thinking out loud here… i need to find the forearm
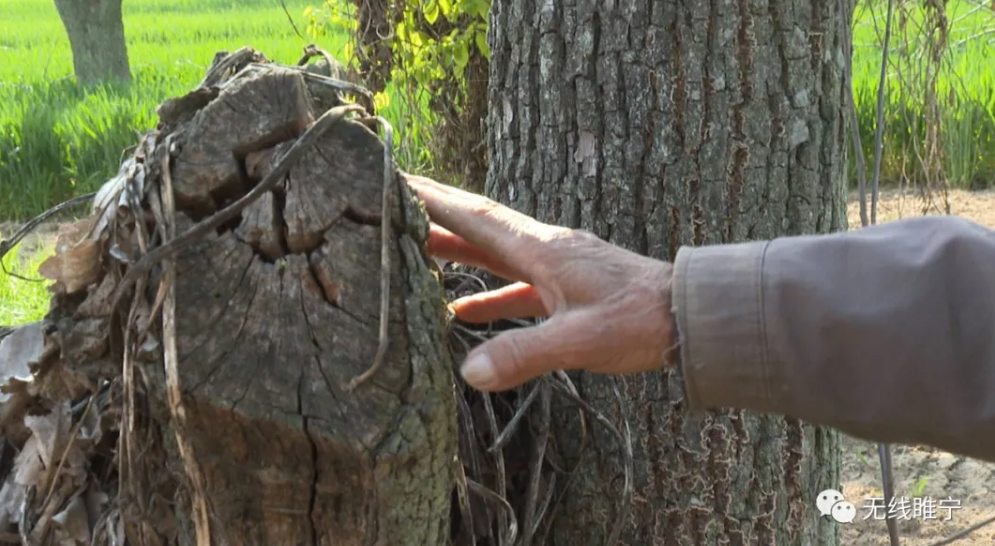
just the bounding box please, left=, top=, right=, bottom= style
left=671, top=216, right=995, bottom=462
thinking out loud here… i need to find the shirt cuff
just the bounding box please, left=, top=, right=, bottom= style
left=671, top=240, right=775, bottom=413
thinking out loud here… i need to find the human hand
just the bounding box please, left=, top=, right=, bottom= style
left=403, top=174, right=679, bottom=392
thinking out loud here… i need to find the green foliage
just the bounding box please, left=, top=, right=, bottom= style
left=305, top=0, right=490, bottom=173
left=309, top=0, right=489, bottom=89
left=911, top=475, right=929, bottom=498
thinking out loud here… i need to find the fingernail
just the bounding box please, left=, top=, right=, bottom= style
left=461, top=353, right=497, bottom=389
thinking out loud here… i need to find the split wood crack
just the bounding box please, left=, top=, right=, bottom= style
left=110, top=100, right=399, bottom=392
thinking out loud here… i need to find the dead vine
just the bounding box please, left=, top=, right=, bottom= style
left=442, top=265, right=634, bottom=546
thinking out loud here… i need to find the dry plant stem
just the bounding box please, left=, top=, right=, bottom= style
left=159, top=136, right=213, bottom=546
left=878, top=442, right=900, bottom=546
left=466, top=478, right=519, bottom=546
left=346, top=115, right=396, bottom=392
left=450, top=322, right=508, bottom=544
left=39, top=391, right=96, bottom=511
left=926, top=514, right=995, bottom=546
left=19, top=488, right=33, bottom=546
left=488, top=381, right=542, bottom=453
left=0, top=191, right=97, bottom=260
left=117, top=166, right=153, bottom=508
left=526, top=473, right=556, bottom=542
left=197, top=46, right=260, bottom=88
left=609, top=379, right=634, bottom=546
left=0, top=191, right=97, bottom=282
left=450, top=331, right=485, bottom=546
left=279, top=0, right=306, bottom=40
left=454, top=465, right=478, bottom=546
left=453, top=339, right=484, bottom=475
left=546, top=375, right=632, bottom=546
left=870, top=0, right=899, bottom=544
left=111, top=103, right=364, bottom=309
left=297, top=44, right=342, bottom=85
left=517, top=382, right=551, bottom=546
left=482, top=391, right=508, bottom=546
left=118, top=276, right=144, bottom=505
left=529, top=373, right=591, bottom=544
left=840, top=0, right=870, bottom=228
left=871, top=0, right=895, bottom=227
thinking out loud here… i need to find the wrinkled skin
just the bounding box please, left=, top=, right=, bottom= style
left=404, top=174, right=678, bottom=392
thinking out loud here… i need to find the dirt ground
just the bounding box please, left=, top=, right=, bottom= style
left=840, top=188, right=995, bottom=546
left=0, top=220, right=61, bottom=258
left=4, top=189, right=995, bottom=544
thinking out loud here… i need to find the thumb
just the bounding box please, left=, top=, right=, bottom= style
left=458, top=311, right=598, bottom=391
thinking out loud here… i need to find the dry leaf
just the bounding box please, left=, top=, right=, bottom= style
left=84, top=482, right=108, bottom=532
left=0, top=475, right=26, bottom=532
left=38, top=239, right=103, bottom=295
left=14, top=433, right=48, bottom=488
left=92, top=158, right=142, bottom=236
left=77, top=274, right=118, bottom=318
left=53, top=218, right=93, bottom=253
left=0, top=322, right=42, bottom=403
left=52, top=494, right=90, bottom=544
left=26, top=403, right=71, bottom=469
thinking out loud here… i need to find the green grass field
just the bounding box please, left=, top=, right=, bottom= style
left=849, top=0, right=995, bottom=190
left=0, top=238, right=53, bottom=325
left=0, top=0, right=355, bottom=220
left=2, top=0, right=994, bottom=222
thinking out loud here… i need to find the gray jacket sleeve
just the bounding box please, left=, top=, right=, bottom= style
left=670, top=215, right=995, bottom=463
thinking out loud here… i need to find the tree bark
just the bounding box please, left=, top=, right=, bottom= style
left=486, top=0, right=848, bottom=544
left=0, top=61, right=456, bottom=546
left=53, top=0, right=131, bottom=87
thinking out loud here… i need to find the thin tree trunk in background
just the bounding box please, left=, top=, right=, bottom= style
left=53, top=0, right=131, bottom=87
left=486, top=0, right=849, bottom=543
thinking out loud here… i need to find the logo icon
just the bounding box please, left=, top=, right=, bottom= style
left=816, top=489, right=854, bottom=523
left=831, top=501, right=857, bottom=523
left=817, top=489, right=845, bottom=516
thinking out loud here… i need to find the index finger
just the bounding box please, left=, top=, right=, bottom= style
left=404, top=175, right=561, bottom=277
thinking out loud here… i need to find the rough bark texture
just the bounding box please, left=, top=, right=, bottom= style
left=53, top=0, right=131, bottom=87
left=486, top=0, right=848, bottom=544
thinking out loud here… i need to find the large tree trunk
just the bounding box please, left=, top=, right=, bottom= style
left=53, top=0, right=131, bottom=87
left=486, top=0, right=848, bottom=544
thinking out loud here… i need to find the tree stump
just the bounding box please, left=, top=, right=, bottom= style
left=0, top=51, right=456, bottom=546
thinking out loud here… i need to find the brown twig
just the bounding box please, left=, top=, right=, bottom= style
left=488, top=380, right=542, bottom=453
left=926, top=514, right=995, bottom=546
left=158, top=135, right=213, bottom=546
left=39, top=393, right=96, bottom=511
left=279, top=0, right=306, bottom=40
left=517, top=381, right=551, bottom=546
left=0, top=191, right=97, bottom=282
left=546, top=375, right=632, bottom=546
left=840, top=0, right=869, bottom=228
left=466, top=478, right=519, bottom=546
